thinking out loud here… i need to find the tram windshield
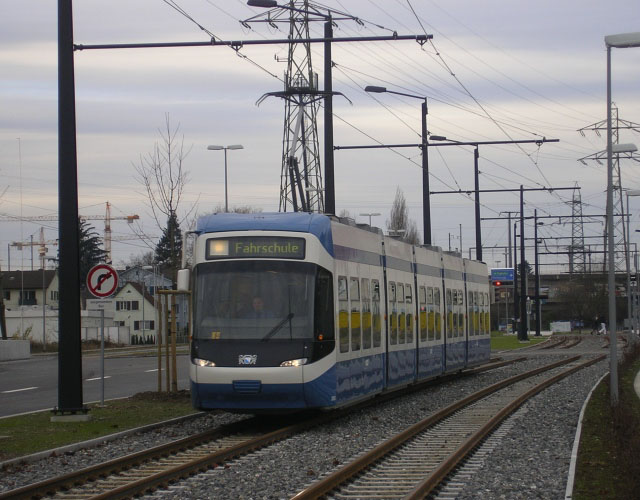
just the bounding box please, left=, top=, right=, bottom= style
left=193, top=260, right=321, bottom=341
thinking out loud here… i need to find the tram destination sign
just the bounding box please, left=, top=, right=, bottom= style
left=206, top=236, right=306, bottom=260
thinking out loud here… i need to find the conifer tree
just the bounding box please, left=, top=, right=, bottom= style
left=154, top=211, right=182, bottom=280
left=79, top=219, right=108, bottom=286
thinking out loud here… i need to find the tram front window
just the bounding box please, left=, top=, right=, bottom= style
left=194, top=261, right=317, bottom=341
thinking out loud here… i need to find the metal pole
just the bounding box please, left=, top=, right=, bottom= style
left=513, top=222, right=518, bottom=333
left=606, top=44, right=618, bottom=406
left=56, top=0, right=85, bottom=415
left=323, top=19, right=335, bottom=215
left=631, top=252, right=640, bottom=341
left=141, top=275, right=146, bottom=342
left=507, top=213, right=513, bottom=267
left=626, top=192, right=632, bottom=334
left=474, top=147, right=482, bottom=260
left=422, top=99, right=431, bottom=245
left=519, top=185, right=528, bottom=341
left=157, top=293, right=162, bottom=392
left=100, top=309, right=105, bottom=406
left=534, top=209, right=541, bottom=336
left=164, top=295, right=170, bottom=392
left=42, top=267, right=46, bottom=347
left=171, top=294, right=178, bottom=393
left=224, top=148, right=229, bottom=213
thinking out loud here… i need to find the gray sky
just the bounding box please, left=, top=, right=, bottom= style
left=1, top=0, right=639, bottom=272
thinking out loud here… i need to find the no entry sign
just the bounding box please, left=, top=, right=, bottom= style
left=87, top=264, right=119, bottom=298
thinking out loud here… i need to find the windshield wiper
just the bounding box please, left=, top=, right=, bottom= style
left=261, top=313, right=294, bottom=342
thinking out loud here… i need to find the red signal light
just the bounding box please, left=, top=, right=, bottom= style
left=494, top=280, right=502, bottom=286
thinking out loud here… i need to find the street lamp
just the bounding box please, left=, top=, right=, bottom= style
left=605, top=31, right=640, bottom=407
left=360, top=212, right=381, bottom=226
left=207, top=144, right=244, bottom=213
left=364, top=85, right=430, bottom=245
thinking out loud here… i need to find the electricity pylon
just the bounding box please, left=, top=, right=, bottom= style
left=578, top=107, right=640, bottom=272
left=244, top=1, right=356, bottom=213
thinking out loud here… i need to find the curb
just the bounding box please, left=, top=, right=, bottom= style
left=0, top=411, right=205, bottom=470
left=564, top=372, right=608, bottom=499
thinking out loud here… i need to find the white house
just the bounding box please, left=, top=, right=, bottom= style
left=113, top=282, right=157, bottom=342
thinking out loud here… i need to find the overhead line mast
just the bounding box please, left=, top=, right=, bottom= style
left=243, top=1, right=362, bottom=214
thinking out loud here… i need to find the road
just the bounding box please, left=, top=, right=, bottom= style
left=0, top=351, right=190, bottom=418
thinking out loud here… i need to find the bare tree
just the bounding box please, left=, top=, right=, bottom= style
left=134, top=114, right=197, bottom=279
left=120, top=251, right=155, bottom=269
left=387, top=186, right=420, bottom=245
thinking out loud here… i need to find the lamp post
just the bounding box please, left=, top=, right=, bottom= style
left=364, top=85, right=430, bottom=245
left=360, top=212, right=381, bottom=226
left=207, top=144, right=244, bottom=212
left=534, top=212, right=543, bottom=337
left=625, top=189, right=640, bottom=337
left=605, top=31, right=640, bottom=406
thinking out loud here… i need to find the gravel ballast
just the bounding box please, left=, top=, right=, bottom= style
left=0, top=345, right=609, bottom=499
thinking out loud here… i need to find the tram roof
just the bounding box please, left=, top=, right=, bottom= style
left=196, top=212, right=334, bottom=256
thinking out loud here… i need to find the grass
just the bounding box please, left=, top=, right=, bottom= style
left=573, top=343, right=640, bottom=499
left=490, top=330, right=548, bottom=350
left=0, top=391, right=197, bottom=462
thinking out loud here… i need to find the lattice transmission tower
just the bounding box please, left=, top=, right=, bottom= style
left=244, top=2, right=357, bottom=213
left=578, top=107, right=640, bottom=272
left=568, top=183, right=586, bottom=275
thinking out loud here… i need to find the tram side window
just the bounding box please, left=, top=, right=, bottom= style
left=473, top=291, right=479, bottom=336
left=468, top=291, right=475, bottom=336
left=372, top=280, right=382, bottom=348
left=419, top=286, right=427, bottom=342
left=338, top=276, right=349, bottom=353
left=389, top=282, right=397, bottom=345
left=484, top=292, right=490, bottom=333
left=350, top=277, right=361, bottom=351
left=427, top=287, right=434, bottom=341
left=446, top=288, right=453, bottom=338
left=434, top=287, right=442, bottom=340
left=397, top=283, right=405, bottom=344
left=314, top=268, right=334, bottom=341
left=361, top=278, right=372, bottom=350
left=458, top=289, right=465, bottom=335
left=405, top=284, right=413, bottom=343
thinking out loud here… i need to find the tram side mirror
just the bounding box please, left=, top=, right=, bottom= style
left=177, top=269, right=190, bottom=292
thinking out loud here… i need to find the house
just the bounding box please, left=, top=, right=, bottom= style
left=1, top=270, right=59, bottom=311
left=118, top=265, right=189, bottom=337
left=113, top=282, right=157, bottom=342
left=119, top=266, right=172, bottom=295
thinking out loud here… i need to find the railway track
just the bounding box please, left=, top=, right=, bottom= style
left=0, top=416, right=314, bottom=500
left=292, top=354, right=605, bottom=500
left=0, top=357, right=524, bottom=500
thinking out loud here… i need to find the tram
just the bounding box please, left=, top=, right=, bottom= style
left=181, top=212, right=490, bottom=412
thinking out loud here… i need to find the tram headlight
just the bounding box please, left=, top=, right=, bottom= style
left=193, top=357, right=216, bottom=367
left=280, top=358, right=308, bottom=367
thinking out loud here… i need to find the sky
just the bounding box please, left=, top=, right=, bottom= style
left=1, top=0, right=640, bottom=274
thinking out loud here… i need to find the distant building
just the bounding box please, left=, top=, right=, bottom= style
left=113, top=282, right=156, bottom=342
left=1, top=270, right=59, bottom=311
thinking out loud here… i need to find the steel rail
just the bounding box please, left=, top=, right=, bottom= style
left=406, top=354, right=605, bottom=499
left=0, top=357, right=523, bottom=500
left=291, top=355, right=587, bottom=500
left=0, top=418, right=258, bottom=500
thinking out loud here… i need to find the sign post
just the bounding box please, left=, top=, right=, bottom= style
left=87, top=264, right=118, bottom=406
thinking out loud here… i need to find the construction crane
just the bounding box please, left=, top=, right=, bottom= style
left=10, top=227, right=58, bottom=270
left=1, top=202, right=139, bottom=264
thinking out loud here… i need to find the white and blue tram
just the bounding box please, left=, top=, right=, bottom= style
left=183, top=212, right=490, bottom=412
